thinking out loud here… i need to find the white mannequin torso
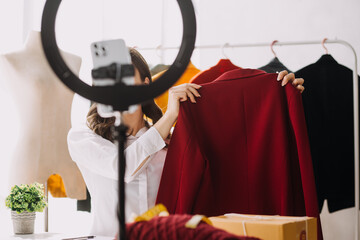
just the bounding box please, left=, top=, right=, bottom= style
left=0, top=31, right=86, bottom=199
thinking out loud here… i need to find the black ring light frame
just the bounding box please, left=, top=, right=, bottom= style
left=41, top=0, right=196, bottom=111
left=40, top=0, right=196, bottom=239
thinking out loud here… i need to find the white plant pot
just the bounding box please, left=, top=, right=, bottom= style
left=11, top=211, right=36, bottom=234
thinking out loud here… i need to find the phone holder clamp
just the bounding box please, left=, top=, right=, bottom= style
left=92, top=63, right=134, bottom=84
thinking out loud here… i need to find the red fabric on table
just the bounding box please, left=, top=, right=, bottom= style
left=156, top=68, right=322, bottom=239
left=126, top=214, right=260, bottom=240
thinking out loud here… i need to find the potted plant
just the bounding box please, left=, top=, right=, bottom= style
left=5, top=182, right=47, bottom=234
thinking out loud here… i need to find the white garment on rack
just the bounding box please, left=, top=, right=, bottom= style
left=67, top=125, right=166, bottom=237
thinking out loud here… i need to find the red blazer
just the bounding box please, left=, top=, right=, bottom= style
left=157, top=69, right=322, bottom=238
left=190, top=59, right=240, bottom=84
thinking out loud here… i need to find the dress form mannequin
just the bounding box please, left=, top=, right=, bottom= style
left=0, top=30, right=86, bottom=199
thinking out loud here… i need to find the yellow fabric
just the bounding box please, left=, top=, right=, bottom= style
left=152, top=62, right=201, bottom=114
left=133, top=204, right=212, bottom=229
left=47, top=174, right=67, bottom=198
left=134, top=204, right=169, bottom=222
left=185, top=215, right=213, bottom=229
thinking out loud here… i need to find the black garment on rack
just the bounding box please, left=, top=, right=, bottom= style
left=296, top=54, right=360, bottom=213
left=77, top=187, right=91, bottom=212
left=258, top=57, right=291, bottom=73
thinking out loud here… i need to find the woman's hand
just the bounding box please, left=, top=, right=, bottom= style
left=277, top=70, right=305, bottom=93
left=154, top=83, right=201, bottom=140
left=165, top=83, right=202, bottom=121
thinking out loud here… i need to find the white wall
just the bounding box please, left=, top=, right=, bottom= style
left=163, top=0, right=360, bottom=72
left=0, top=0, right=23, bottom=208
left=0, top=0, right=359, bottom=238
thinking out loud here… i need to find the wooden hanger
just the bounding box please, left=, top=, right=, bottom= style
left=270, top=40, right=278, bottom=58
left=321, top=38, right=329, bottom=54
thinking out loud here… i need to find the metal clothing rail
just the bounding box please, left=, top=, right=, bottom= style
left=139, top=39, right=359, bottom=240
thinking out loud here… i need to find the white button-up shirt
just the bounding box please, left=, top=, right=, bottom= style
left=67, top=125, right=167, bottom=237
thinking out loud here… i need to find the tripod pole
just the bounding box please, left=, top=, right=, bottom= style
left=115, top=123, right=128, bottom=240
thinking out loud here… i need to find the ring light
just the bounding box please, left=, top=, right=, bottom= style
left=41, top=0, right=196, bottom=111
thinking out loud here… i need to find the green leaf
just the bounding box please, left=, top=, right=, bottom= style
left=5, top=182, right=47, bottom=213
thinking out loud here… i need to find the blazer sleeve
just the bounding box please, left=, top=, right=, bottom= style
left=156, top=105, right=205, bottom=214
left=287, top=86, right=323, bottom=240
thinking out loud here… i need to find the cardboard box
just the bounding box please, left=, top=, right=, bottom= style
left=209, top=214, right=317, bottom=240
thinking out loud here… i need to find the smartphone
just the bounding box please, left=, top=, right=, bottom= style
left=90, top=39, right=138, bottom=116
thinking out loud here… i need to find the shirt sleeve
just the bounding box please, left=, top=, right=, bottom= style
left=67, top=125, right=166, bottom=182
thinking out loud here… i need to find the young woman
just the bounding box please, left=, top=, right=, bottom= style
left=67, top=48, right=304, bottom=237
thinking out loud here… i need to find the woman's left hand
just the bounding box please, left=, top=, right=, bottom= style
left=277, top=70, right=305, bottom=93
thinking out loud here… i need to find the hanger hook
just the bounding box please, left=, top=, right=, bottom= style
left=155, top=44, right=163, bottom=59
left=321, top=38, right=329, bottom=54
left=221, top=43, right=230, bottom=59
left=270, top=40, right=278, bottom=58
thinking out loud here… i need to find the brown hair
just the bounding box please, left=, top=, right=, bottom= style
left=87, top=48, right=163, bottom=142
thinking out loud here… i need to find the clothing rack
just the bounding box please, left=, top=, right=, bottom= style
left=139, top=39, right=359, bottom=240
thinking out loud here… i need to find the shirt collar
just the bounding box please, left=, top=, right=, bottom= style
left=315, top=54, right=338, bottom=65
left=214, top=68, right=267, bottom=82
left=127, top=126, right=148, bottom=140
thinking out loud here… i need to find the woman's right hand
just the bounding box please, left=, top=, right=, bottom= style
left=154, top=83, right=202, bottom=140
left=165, top=83, right=202, bottom=121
